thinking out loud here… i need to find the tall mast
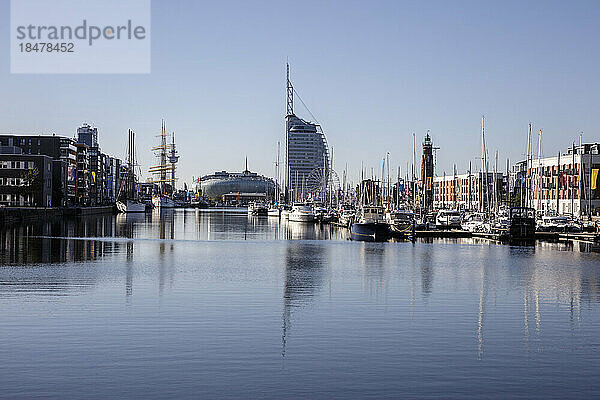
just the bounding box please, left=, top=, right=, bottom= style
left=468, top=161, right=472, bottom=210
left=386, top=152, right=390, bottom=208
left=127, top=129, right=132, bottom=197
left=276, top=141, right=280, bottom=204
left=481, top=115, right=486, bottom=213
left=381, top=157, right=385, bottom=207
left=161, top=120, right=166, bottom=194
left=453, top=164, right=457, bottom=209
left=526, top=123, right=532, bottom=208
left=537, top=129, right=542, bottom=213
left=171, top=130, right=177, bottom=194
left=494, top=150, right=498, bottom=213
left=572, top=141, right=575, bottom=216
left=579, top=132, right=584, bottom=217
left=412, top=132, right=416, bottom=213
left=506, top=158, right=510, bottom=208
left=556, top=151, right=561, bottom=214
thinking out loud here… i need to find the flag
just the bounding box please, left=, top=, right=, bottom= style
left=592, top=169, right=599, bottom=190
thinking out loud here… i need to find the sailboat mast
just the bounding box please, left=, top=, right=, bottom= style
left=161, top=120, right=167, bottom=194
left=412, top=132, right=416, bottom=212
left=481, top=116, right=486, bottom=213
left=171, top=131, right=177, bottom=194
left=537, top=130, right=542, bottom=213
left=526, top=123, right=532, bottom=208
left=494, top=151, right=498, bottom=213
left=276, top=141, right=280, bottom=204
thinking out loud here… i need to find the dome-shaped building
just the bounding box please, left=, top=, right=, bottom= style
left=200, top=168, right=275, bottom=202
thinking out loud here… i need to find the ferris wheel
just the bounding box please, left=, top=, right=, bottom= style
left=306, top=167, right=340, bottom=200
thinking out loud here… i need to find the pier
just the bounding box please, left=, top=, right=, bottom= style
left=384, top=227, right=600, bottom=243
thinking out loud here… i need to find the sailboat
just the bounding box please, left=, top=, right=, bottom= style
left=117, top=129, right=147, bottom=213
left=148, top=120, right=178, bottom=208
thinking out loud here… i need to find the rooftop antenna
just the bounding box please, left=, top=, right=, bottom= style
left=286, top=62, right=294, bottom=116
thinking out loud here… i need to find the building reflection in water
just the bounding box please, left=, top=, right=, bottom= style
left=0, top=215, right=124, bottom=297
left=0, top=214, right=123, bottom=265
left=281, top=241, right=326, bottom=357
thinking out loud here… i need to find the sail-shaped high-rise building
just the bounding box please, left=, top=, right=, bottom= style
left=284, top=64, right=329, bottom=203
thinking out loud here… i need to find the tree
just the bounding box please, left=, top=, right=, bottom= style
left=19, top=166, right=41, bottom=206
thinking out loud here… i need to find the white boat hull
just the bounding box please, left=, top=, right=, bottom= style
left=117, top=200, right=147, bottom=213
left=152, top=196, right=176, bottom=208
left=289, top=213, right=315, bottom=222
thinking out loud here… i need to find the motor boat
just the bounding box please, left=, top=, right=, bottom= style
left=508, top=207, right=536, bottom=240
left=350, top=206, right=389, bottom=242
left=267, top=207, right=281, bottom=217
left=435, top=210, right=462, bottom=229
left=462, top=213, right=487, bottom=233
left=280, top=205, right=292, bottom=220
left=313, top=205, right=328, bottom=222
left=248, top=201, right=268, bottom=216
left=117, top=199, right=146, bottom=213
left=338, top=204, right=356, bottom=228
left=385, top=210, right=414, bottom=234
left=289, top=205, right=316, bottom=222
left=152, top=195, right=176, bottom=208
left=537, top=215, right=581, bottom=232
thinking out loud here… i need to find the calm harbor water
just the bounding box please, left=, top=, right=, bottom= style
left=1, top=209, right=599, bottom=399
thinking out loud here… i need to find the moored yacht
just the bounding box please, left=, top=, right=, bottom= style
left=435, top=210, right=462, bottom=229
left=385, top=210, right=414, bottom=234
left=338, top=204, right=356, bottom=228
left=350, top=206, right=390, bottom=242
left=117, top=199, right=147, bottom=213
left=248, top=201, right=268, bottom=216
left=267, top=207, right=281, bottom=217
left=152, top=195, right=176, bottom=209
left=289, top=205, right=315, bottom=222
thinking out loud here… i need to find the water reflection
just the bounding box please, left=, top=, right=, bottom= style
left=0, top=210, right=599, bottom=366
left=0, top=215, right=121, bottom=264
left=281, top=241, right=326, bottom=356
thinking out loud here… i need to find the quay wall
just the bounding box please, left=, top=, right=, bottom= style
left=0, top=206, right=115, bottom=224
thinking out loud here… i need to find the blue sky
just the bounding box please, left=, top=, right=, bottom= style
left=1, top=0, right=598, bottom=185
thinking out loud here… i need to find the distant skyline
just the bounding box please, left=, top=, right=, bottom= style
left=1, top=0, right=599, bottom=186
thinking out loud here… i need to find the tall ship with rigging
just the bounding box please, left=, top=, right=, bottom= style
left=148, top=120, right=179, bottom=208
